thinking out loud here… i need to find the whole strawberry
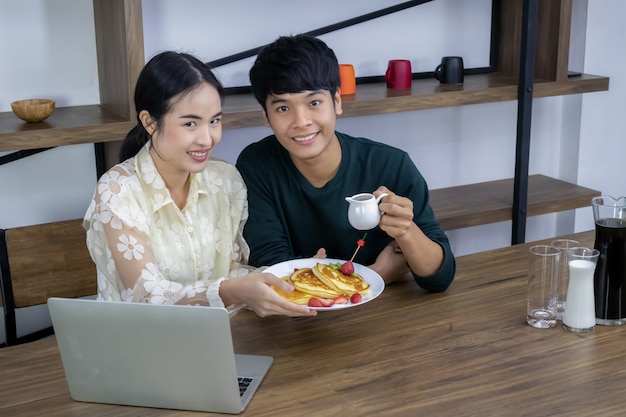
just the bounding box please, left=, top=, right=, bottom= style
left=350, top=293, right=362, bottom=304
left=340, top=261, right=354, bottom=275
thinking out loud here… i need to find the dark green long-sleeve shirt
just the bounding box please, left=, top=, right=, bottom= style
left=236, top=132, right=455, bottom=292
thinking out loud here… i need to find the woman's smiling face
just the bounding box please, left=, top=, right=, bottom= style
left=147, top=82, right=223, bottom=176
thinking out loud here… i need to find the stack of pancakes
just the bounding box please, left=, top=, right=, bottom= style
left=274, top=262, right=370, bottom=304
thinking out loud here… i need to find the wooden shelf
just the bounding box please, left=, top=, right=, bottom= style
left=0, top=105, right=133, bottom=152
left=430, top=174, right=601, bottom=231
left=0, top=72, right=608, bottom=152
left=222, top=72, right=609, bottom=130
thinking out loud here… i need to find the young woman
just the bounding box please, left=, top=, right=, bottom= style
left=83, top=51, right=316, bottom=317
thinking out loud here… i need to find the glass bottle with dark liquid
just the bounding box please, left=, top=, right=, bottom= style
left=592, top=196, right=626, bottom=325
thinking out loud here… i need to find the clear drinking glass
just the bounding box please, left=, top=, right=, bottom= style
left=527, top=245, right=560, bottom=328
left=550, top=239, right=581, bottom=320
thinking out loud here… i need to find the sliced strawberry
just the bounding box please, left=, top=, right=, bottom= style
left=308, top=297, right=335, bottom=308
left=308, top=298, right=323, bottom=307
left=319, top=298, right=336, bottom=307
left=334, top=295, right=349, bottom=304
left=350, top=293, right=362, bottom=304
left=340, top=261, right=354, bottom=275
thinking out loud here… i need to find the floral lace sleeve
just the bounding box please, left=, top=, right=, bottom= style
left=101, top=212, right=215, bottom=305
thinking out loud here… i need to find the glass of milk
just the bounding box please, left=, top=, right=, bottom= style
left=562, top=247, right=600, bottom=333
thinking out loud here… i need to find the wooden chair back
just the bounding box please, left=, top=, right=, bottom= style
left=0, top=219, right=96, bottom=346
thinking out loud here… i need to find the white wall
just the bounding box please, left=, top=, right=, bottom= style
left=143, top=0, right=493, bottom=88
left=0, top=0, right=99, bottom=228
left=1, top=0, right=624, bottom=343
left=574, top=0, right=626, bottom=230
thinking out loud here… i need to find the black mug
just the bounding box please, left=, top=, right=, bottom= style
left=434, top=56, right=464, bottom=84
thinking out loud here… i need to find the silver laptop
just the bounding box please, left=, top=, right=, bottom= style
left=47, top=298, right=273, bottom=414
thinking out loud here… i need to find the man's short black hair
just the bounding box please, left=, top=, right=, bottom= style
left=249, top=34, right=341, bottom=110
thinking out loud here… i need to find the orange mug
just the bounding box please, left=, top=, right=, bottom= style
left=385, top=59, right=412, bottom=89
left=339, top=64, right=356, bottom=95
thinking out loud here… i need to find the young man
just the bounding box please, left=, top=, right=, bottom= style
left=236, top=34, right=455, bottom=292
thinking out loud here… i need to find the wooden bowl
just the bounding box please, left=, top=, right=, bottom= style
left=11, top=99, right=56, bottom=123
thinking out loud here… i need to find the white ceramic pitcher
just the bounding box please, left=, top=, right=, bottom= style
left=345, top=192, right=388, bottom=230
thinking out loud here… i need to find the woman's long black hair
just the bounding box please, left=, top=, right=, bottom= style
left=118, top=51, right=225, bottom=162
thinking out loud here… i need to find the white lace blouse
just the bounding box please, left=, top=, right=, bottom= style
left=83, top=143, right=251, bottom=310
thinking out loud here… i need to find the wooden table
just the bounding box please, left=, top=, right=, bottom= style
left=2, top=230, right=624, bottom=417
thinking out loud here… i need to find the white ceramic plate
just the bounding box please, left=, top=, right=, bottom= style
left=265, top=258, right=385, bottom=310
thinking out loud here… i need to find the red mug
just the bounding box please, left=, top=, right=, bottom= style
left=385, top=60, right=412, bottom=89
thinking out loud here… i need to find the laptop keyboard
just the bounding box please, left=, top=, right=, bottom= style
left=238, top=377, right=254, bottom=397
